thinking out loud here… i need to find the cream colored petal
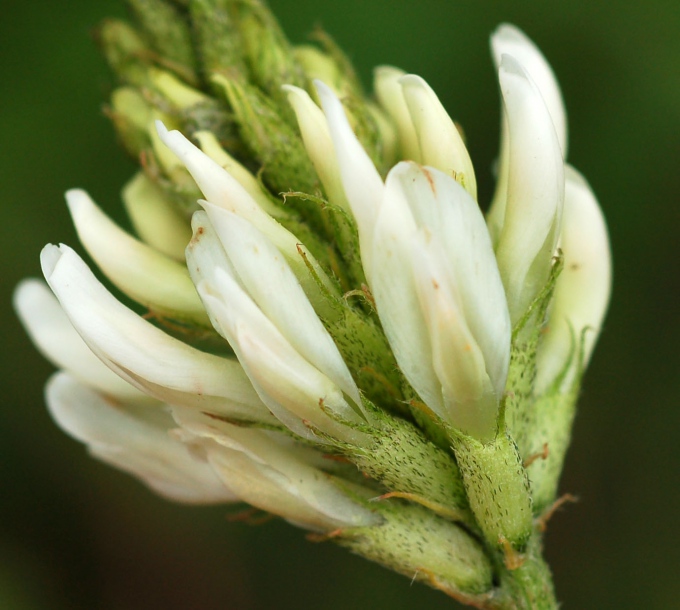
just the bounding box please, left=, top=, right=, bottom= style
left=491, top=24, right=568, bottom=156
left=192, top=265, right=367, bottom=444
left=410, top=234, right=497, bottom=440
left=156, top=122, right=300, bottom=256
left=375, top=163, right=509, bottom=438
left=157, top=122, right=337, bottom=305
left=122, top=172, right=192, bottom=261
left=283, top=85, right=350, bottom=212
left=203, top=208, right=361, bottom=406
left=66, top=189, right=209, bottom=326
left=374, top=66, right=421, bottom=162
left=316, top=81, right=384, bottom=280
left=40, top=244, right=270, bottom=423
left=398, top=165, right=511, bottom=397
left=14, top=279, right=150, bottom=403
left=46, top=372, right=236, bottom=504
left=370, top=163, right=442, bottom=414
left=207, top=446, right=374, bottom=531
left=488, top=24, right=568, bottom=248
left=173, top=409, right=378, bottom=530
left=494, top=55, right=565, bottom=324
left=535, top=166, right=611, bottom=392
left=400, top=74, right=477, bottom=200
left=193, top=131, right=287, bottom=219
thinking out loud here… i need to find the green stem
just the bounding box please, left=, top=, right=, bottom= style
left=494, top=534, right=558, bottom=610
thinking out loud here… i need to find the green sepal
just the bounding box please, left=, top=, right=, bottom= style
left=335, top=494, right=494, bottom=598
left=319, top=197, right=366, bottom=289
left=404, top=390, right=455, bottom=451
left=347, top=403, right=472, bottom=520
left=494, top=533, right=558, bottom=610
left=525, top=326, right=587, bottom=514
left=451, top=430, right=533, bottom=551
left=505, top=254, right=564, bottom=459
left=292, top=258, right=404, bottom=412
left=326, top=306, right=403, bottom=411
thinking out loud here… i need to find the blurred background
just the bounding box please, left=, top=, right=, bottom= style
left=1, top=0, right=678, bottom=608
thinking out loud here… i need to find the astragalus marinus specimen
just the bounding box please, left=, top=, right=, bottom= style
left=15, top=2, right=611, bottom=607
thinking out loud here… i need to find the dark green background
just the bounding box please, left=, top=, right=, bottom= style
left=2, top=1, right=678, bottom=608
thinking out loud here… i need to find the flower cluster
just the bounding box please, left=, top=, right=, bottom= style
left=16, top=1, right=610, bottom=605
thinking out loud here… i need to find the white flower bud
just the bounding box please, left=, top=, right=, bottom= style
left=66, top=188, right=208, bottom=326
left=400, top=74, right=477, bottom=200
left=186, top=212, right=370, bottom=445
left=535, top=166, right=612, bottom=392
left=155, top=121, right=338, bottom=307
left=493, top=55, right=565, bottom=325
left=371, top=163, right=510, bottom=440
left=14, top=279, right=149, bottom=403
left=173, top=408, right=379, bottom=531
left=315, top=81, right=384, bottom=281
left=47, top=373, right=236, bottom=504
left=491, top=24, right=567, bottom=156
left=40, top=244, right=273, bottom=424
left=487, top=24, right=567, bottom=247
left=122, top=172, right=192, bottom=262
left=373, top=66, right=421, bottom=161
left=193, top=130, right=287, bottom=220
left=283, top=84, right=350, bottom=212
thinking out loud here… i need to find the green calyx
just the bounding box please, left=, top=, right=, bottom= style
left=337, top=499, right=494, bottom=600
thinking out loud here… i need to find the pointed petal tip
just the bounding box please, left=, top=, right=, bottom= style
left=13, top=278, right=48, bottom=318
left=492, top=23, right=525, bottom=42
left=397, top=73, right=425, bottom=87
left=374, top=65, right=406, bottom=79
left=64, top=188, right=94, bottom=219
left=154, top=120, right=192, bottom=155
left=312, top=78, right=332, bottom=95
left=313, top=80, right=340, bottom=113
left=282, top=84, right=320, bottom=115
left=490, top=24, right=533, bottom=64
left=64, top=188, right=88, bottom=203
left=40, top=243, right=66, bottom=280
left=281, top=83, right=302, bottom=95
left=154, top=119, right=170, bottom=139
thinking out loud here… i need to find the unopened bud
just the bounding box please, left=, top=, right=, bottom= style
left=189, top=0, right=249, bottom=83
left=374, top=66, right=420, bottom=162
left=212, top=75, right=324, bottom=226
left=125, top=0, right=198, bottom=84
left=109, top=87, right=155, bottom=157
left=66, top=189, right=209, bottom=326
left=149, top=68, right=211, bottom=109
left=122, top=172, right=192, bottom=261
left=294, top=45, right=344, bottom=95
left=400, top=74, right=477, bottom=199
left=96, top=19, right=151, bottom=86
left=232, top=0, right=306, bottom=116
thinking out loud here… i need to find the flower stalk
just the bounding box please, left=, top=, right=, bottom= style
left=15, top=1, right=611, bottom=607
